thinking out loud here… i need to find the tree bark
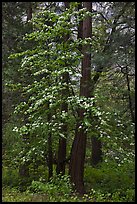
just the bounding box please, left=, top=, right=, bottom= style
left=69, top=2, right=92, bottom=195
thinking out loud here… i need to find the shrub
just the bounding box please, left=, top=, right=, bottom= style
left=99, top=161, right=135, bottom=194
left=84, top=165, right=103, bottom=188
left=84, top=161, right=135, bottom=202
left=2, top=166, right=20, bottom=187
left=27, top=174, right=74, bottom=202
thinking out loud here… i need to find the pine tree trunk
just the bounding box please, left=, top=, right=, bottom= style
left=69, top=2, right=92, bottom=195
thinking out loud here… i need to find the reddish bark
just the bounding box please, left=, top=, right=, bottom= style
left=69, top=2, right=92, bottom=195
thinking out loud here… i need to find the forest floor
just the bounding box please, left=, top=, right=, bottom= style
left=2, top=187, right=94, bottom=202
left=2, top=163, right=135, bottom=202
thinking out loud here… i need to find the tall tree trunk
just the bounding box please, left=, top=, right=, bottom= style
left=19, top=3, right=33, bottom=191
left=69, top=2, right=92, bottom=195
left=56, top=2, right=70, bottom=175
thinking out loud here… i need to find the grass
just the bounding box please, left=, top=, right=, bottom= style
left=2, top=187, right=32, bottom=202
left=2, top=187, right=83, bottom=202
left=2, top=187, right=54, bottom=202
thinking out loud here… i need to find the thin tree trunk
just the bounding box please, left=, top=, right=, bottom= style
left=47, top=133, right=53, bottom=179
left=27, top=2, right=32, bottom=21
left=69, top=2, right=92, bottom=195
left=91, top=136, right=102, bottom=166
left=19, top=129, right=30, bottom=191
left=125, top=67, right=135, bottom=124
left=47, top=103, right=53, bottom=180
left=91, top=106, right=102, bottom=166
left=56, top=2, right=70, bottom=175
left=19, top=160, right=30, bottom=191
left=19, top=3, right=33, bottom=190
left=56, top=73, right=69, bottom=175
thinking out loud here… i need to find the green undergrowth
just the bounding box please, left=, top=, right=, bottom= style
left=84, top=161, right=135, bottom=202
left=2, top=161, right=135, bottom=202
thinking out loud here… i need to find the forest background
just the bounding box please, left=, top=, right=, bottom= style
left=2, top=2, right=135, bottom=202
